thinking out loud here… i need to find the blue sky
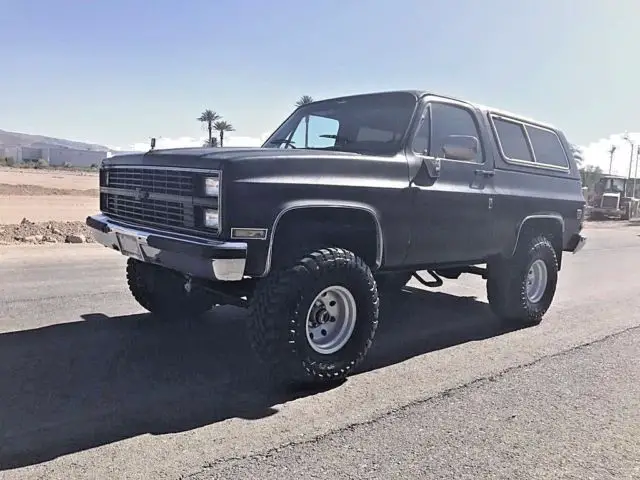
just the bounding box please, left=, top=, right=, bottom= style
left=1, top=0, right=639, bottom=172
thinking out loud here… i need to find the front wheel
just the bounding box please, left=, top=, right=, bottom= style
left=487, top=235, right=558, bottom=327
left=248, top=247, right=379, bottom=387
left=126, top=259, right=215, bottom=318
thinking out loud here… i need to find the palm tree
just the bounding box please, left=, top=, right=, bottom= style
left=570, top=144, right=584, bottom=166
left=295, top=95, right=314, bottom=107
left=202, top=138, right=218, bottom=147
left=295, top=96, right=314, bottom=147
left=214, top=120, right=235, bottom=147
left=197, top=109, right=221, bottom=147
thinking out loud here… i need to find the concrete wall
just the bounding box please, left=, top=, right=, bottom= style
left=0, top=146, right=19, bottom=160
left=46, top=147, right=106, bottom=167
left=20, top=147, right=44, bottom=161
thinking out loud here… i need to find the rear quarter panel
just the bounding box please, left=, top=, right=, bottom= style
left=477, top=112, right=585, bottom=254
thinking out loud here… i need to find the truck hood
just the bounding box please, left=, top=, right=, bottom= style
left=101, top=147, right=365, bottom=170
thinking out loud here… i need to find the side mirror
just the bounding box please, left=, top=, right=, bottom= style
left=441, top=135, right=479, bottom=162
left=150, top=137, right=156, bottom=150
left=411, top=155, right=441, bottom=185
left=424, top=156, right=441, bottom=178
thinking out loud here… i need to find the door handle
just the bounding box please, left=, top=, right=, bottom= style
left=474, top=169, right=495, bottom=177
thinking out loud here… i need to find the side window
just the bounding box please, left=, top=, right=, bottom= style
left=430, top=103, right=483, bottom=163
left=492, top=117, right=534, bottom=162
left=289, top=115, right=339, bottom=148
left=411, top=107, right=430, bottom=155
left=525, top=125, right=569, bottom=168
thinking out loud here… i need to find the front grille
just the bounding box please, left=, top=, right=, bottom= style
left=106, top=167, right=195, bottom=196
left=601, top=196, right=619, bottom=209
left=100, top=166, right=219, bottom=236
left=103, top=194, right=194, bottom=230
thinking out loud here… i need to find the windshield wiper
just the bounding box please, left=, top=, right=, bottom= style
left=319, top=134, right=351, bottom=144
left=267, top=138, right=296, bottom=148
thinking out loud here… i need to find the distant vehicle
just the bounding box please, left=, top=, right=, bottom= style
left=587, top=174, right=639, bottom=220
left=87, top=90, right=587, bottom=388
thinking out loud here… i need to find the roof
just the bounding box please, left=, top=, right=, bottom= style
left=308, top=89, right=560, bottom=132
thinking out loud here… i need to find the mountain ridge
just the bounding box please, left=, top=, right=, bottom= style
left=0, top=128, right=112, bottom=152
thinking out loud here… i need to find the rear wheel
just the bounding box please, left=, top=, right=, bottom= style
left=248, top=247, right=379, bottom=387
left=126, top=259, right=215, bottom=318
left=487, top=235, right=558, bottom=327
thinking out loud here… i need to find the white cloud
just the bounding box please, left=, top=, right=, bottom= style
left=580, top=132, right=640, bottom=176
left=128, top=132, right=271, bottom=152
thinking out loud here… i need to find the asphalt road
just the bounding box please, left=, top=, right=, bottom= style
left=1, top=221, right=639, bottom=479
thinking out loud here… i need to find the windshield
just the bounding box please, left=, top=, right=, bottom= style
left=599, top=178, right=625, bottom=193
left=263, top=92, right=418, bottom=155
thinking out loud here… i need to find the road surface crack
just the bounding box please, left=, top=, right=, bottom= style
left=183, top=324, right=640, bottom=478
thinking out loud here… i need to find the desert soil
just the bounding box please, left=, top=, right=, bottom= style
left=0, top=168, right=99, bottom=227
left=0, top=166, right=98, bottom=190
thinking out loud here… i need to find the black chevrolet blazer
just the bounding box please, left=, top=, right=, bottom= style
left=88, top=90, right=587, bottom=388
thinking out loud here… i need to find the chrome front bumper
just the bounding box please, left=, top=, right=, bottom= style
left=86, top=213, right=247, bottom=281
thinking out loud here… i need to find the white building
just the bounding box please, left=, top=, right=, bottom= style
left=0, top=145, right=108, bottom=167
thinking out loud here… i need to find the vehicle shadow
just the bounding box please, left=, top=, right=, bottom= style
left=0, top=286, right=520, bottom=470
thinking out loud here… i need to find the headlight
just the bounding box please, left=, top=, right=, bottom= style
left=204, top=209, right=219, bottom=229
left=204, top=177, right=219, bottom=196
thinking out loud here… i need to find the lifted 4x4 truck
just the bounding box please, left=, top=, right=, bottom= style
left=87, top=91, right=587, bottom=387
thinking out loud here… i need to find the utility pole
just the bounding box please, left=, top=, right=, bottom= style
left=623, top=133, right=635, bottom=197
left=608, top=144, right=617, bottom=174
left=634, top=145, right=640, bottom=198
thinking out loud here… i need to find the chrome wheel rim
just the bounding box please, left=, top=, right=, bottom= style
left=526, top=259, right=548, bottom=303
left=305, top=285, right=357, bottom=355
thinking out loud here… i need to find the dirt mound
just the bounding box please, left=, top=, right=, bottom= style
left=0, top=183, right=99, bottom=196
left=0, top=218, right=96, bottom=245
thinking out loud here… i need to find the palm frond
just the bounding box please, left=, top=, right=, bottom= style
left=295, top=95, right=314, bottom=107
left=197, top=109, right=221, bottom=123
left=213, top=120, right=235, bottom=132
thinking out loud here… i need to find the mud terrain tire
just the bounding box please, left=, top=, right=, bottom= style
left=248, top=247, right=379, bottom=387
left=487, top=235, right=558, bottom=327
left=126, top=258, right=215, bottom=318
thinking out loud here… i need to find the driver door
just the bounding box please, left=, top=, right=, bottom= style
left=406, top=99, right=496, bottom=265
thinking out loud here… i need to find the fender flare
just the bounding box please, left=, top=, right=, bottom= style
left=261, top=200, right=384, bottom=276
left=510, top=213, right=565, bottom=257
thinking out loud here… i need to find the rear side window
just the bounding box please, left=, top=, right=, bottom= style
left=525, top=125, right=569, bottom=168
left=492, top=118, right=533, bottom=162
